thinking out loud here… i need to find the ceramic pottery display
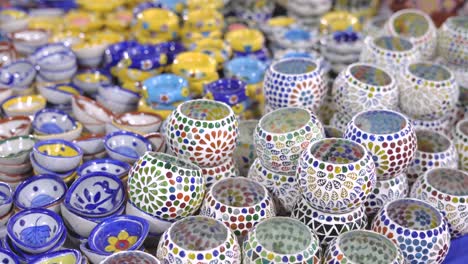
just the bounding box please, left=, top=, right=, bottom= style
left=291, top=196, right=367, bottom=245
left=190, top=38, right=232, bottom=71
left=165, top=99, right=238, bottom=168
left=406, top=129, right=458, bottom=185
left=201, top=157, right=238, bottom=187
left=411, top=168, right=468, bottom=238
left=438, top=16, right=468, bottom=67
left=344, top=109, right=417, bottom=180
left=297, top=138, right=376, bottom=213
left=372, top=198, right=451, bottom=264
left=254, top=107, right=324, bottom=175
left=128, top=151, right=205, bottom=220
left=454, top=119, right=468, bottom=170
left=243, top=217, right=322, bottom=264
left=324, top=230, right=405, bottom=264
left=156, top=216, right=241, bottom=263
left=199, top=177, right=276, bottom=238
left=234, top=120, right=258, bottom=177
left=399, top=62, right=459, bottom=121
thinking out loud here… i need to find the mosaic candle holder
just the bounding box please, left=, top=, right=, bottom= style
left=254, top=107, right=324, bottom=175
left=291, top=196, right=367, bottom=246
left=454, top=119, right=468, bottom=171
left=297, top=138, right=376, bottom=213
left=324, top=230, right=405, bottom=264
left=165, top=99, right=238, bottom=168
left=372, top=198, right=451, bottom=264
left=127, top=151, right=205, bottom=221
left=332, top=63, right=398, bottom=117
left=202, top=157, right=238, bottom=187
left=411, top=168, right=468, bottom=238
left=410, top=114, right=451, bottom=137
left=438, top=16, right=468, bottom=67
left=329, top=112, right=352, bottom=133
left=263, top=57, right=327, bottom=112
left=243, top=217, right=321, bottom=264
left=204, top=78, right=250, bottom=118
left=344, top=109, right=417, bottom=180
left=199, top=177, right=276, bottom=238
left=156, top=216, right=241, bottom=263
left=406, top=129, right=458, bottom=185
left=399, top=62, right=459, bottom=121
left=248, top=158, right=300, bottom=214
left=234, top=120, right=258, bottom=177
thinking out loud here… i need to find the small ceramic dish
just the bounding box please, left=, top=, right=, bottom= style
left=77, top=158, right=130, bottom=179
left=8, top=29, right=49, bottom=55
left=101, top=250, right=160, bottom=264
left=32, top=108, right=78, bottom=135
left=0, top=116, right=32, bottom=140
left=71, top=95, right=113, bottom=125
left=72, top=69, right=112, bottom=95
left=0, top=60, right=36, bottom=89
left=65, top=172, right=125, bottom=218
left=143, top=73, right=190, bottom=105
left=34, top=122, right=83, bottom=142
left=0, top=135, right=36, bottom=165
left=33, top=139, right=83, bottom=172
left=72, top=42, right=107, bottom=68
left=97, top=85, right=140, bottom=105
left=2, top=95, right=47, bottom=117
left=0, top=247, right=19, bottom=264
left=36, top=63, right=77, bottom=83
left=111, top=112, right=162, bottom=135
left=13, top=175, right=67, bottom=213
left=104, top=131, right=152, bottom=164
left=144, top=132, right=167, bottom=153
left=35, top=48, right=76, bottom=72
left=37, top=83, right=83, bottom=105
left=96, top=95, right=137, bottom=114
left=7, top=208, right=65, bottom=254
left=0, top=160, right=31, bottom=175
left=0, top=183, right=13, bottom=217
left=29, top=152, right=77, bottom=179
left=30, top=249, right=82, bottom=264
left=0, top=9, right=28, bottom=34
left=88, top=215, right=149, bottom=254
left=30, top=43, right=70, bottom=63
left=73, top=133, right=105, bottom=155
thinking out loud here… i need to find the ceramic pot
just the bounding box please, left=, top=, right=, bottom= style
left=248, top=158, right=300, bottom=214
left=344, top=109, right=417, bottom=180
left=203, top=78, right=250, bottom=118
left=291, top=196, right=367, bottom=246
left=127, top=152, right=205, bottom=221
left=201, top=157, right=238, bottom=187
left=438, top=16, right=468, bottom=67
left=454, top=119, right=468, bottom=170
left=243, top=217, right=322, bottom=264
left=406, top=129, right=458, bottom=185
left=254, top=107, right=324, bottom=175
left=297, top=138, right=376, bottom=213
left=199, top=177, right=276, bottom=238
left=165, top=99, right=238, bottom=168
left=399, top=62, right=459, bottom=121
left=234, top=120, right=258, bottom=177
left=372, top=198, right=451, bottom=264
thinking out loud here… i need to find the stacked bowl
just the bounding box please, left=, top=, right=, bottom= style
left=30, top=43, right=77, bottom=83
left=0, top=135, right=36, bottom=188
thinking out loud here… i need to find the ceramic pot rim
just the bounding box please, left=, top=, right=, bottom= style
left=210, top=177, right=269, bottom=209
left=406, top=62, right=454, bottom=84
left=77, top=158, right=131, bottom=178
left=72, top=94, right=114, bottom=123
left=0, top=135, right=36, bottom=158
left=424, top=168, right=468, bottom=197
left=32, top=108, right=77, bottom=134
left=307, top=137, right=368, bottom=166
left=351, top=109, right=410, bottom=136
left=346, top=62, right=396, bottom=91
left=176, top=99, right=235, bottom=123
left=34, top=138, right=83, bottom=159
left=14, top=174, right=67, bottom=210
left=369, top=35, right=415, bottom=54
left=258, top=107, right=313, bottom=135
left=269, top=57, right=320, bottom=76
left=414, top=129, right=452, bottom=155
left=335, top=230, right=400, bottom=261
left=387, top=8, right=435, bottom=40
left=295, top=196, right=365, bottom=219
left=384, top=198, right=443, bottom=231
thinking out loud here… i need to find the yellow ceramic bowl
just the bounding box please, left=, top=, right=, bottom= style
left=112, top=67, right=162, bottom=84
left=185, top=9, right=223, bottom=32
left=320, top=11, right=362, bottom=34
left=77, top=0, right=125, bottom=13
left=187, top=0, right=223, bottom=10
left=36, top=142, right=80, bottom=157
left=2, top=95, right=46, bottom=117
left=28, top=17, right=64, bottom=33
left=134, top=8, right=179, bottom=33
left=90, top=31, right=125, bottom=44
left=225, top=28, right=265, bottom=52
left=181, top=28, right=222, bottom=46
left=172, top=51, right=217, bottom=80
left=64, top=11, right=103, bottom=33
left=133, top=30, right=178, bottom=44
left=191, top=38, right=232, bottom=70
left=267, top=16, right=296, bottom=27
left=105, top=9, right=133, bottom=31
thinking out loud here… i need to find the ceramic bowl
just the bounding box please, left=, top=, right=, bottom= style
left=72, top=42, right=107, bottom=68
left=33, top=139, right=83, bottom=172
left=36, top=64, right=77, bottom=83
left=203, top=78, right=249, bottom=111
left=30, top=249, right=82, bottom=264
left=344, top=109, right=417, bottom=180
left=438, top=16, right=468, bottom=67
left=0, top=60, right=36, bottom=89
left=32, top=108, right=77, bottom=135
left=29, top=152, right=76, bottom=180
left=13, top=175, right=66, bottom=213
left=79, top=242, right=109, bottom=264
left=77, top=158, right=130, bottom=179
left=125, top=201, right=174, bottom=236
left=73, top=133, right=105, bottom=155
left=0, top=155, right=31, bottom=174
left=65, top=172, right=125, bottom=218
left=34, top=122, right=83, bottom=142
left=72, top=69, right=112, bottom=95
left=2, top=95, right=47, bottom=117
left=30, top=43, right=70, bottom=63
left=7, top=208, right=65, bottom=254
left=0, top=116, right=32, bottom=140
left=88, top=215, right=149, bottom=254
left=157, top=216, right=241, bottom=263
left=324, top=230, right=405, bottom=263
left=97, top=85, right=140, bottom=105
left=111, top=112, right=162, bottom=135
left=96, top=94, right=137, bottom=114
left=455, top=119, right=468, bottom=171
left=0, top=135, right=36, bottom=165
left=0, top=183, right=13, bottom=218
left=225, top=28, right=264, bottom=53
left=37, top=83, right=83, bottom=105
left=143, top=74, right=190, bottom=105
left=0, top=9, right=28, bottom=33
left=0, top=247, right=19, bottom=264
left=71, top=95, right=114, bottom=125
left=372, top=198, right=451, bottom=263
left=144, top=132, right=167, bottom=153
left=104, top=131, right=152, bottom=164
left=101, top=250, right=160, bottom=264
left=33, top=44, right=76, bottom=70
left=224, top=57, right=267, bottom=85
left=8, top=29, right=49, bottom=55
left=0, top=41, right=17, bottom=67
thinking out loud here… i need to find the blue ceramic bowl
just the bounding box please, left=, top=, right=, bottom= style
left=0, top=247, right=19, bottom=264
left=88, top=215, right=149, bottom=254
left=30, top=249, right=82, bottom=264
left=65, top=172, right=125, bottom=218
left=204, top=78, right=248, bottom=107
left=77, top=158, right=131, bottom=179
left=143, top=74, right=190, bottom=105
left=103, top=41, right=139, bottom=69
left=104, top=131, right=152, bottom=164
left=224, top=57, right=267, bottom=84
left=29, top=152, right=76, bottom=179
left=0, top=182, right=13, bottom=217
left=124, top=44, right=167, bottom=71
left=0, top=60, right=36, bottom=88
left=32, top=108, right=77, bottom=135
left=7, top=208, right=65, bottom=254
left=233, top=47, right=270, bottom=62
left=32, top=139, right=83, bottom=172
left=155, top=41, right=186, bottom=64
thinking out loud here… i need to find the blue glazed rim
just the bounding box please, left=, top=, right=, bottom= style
left=104, top=130, right=153, bottom=159
left=0, top=247, right=20, bottom=264
left=204, top=78, right=248, bottom=105
left=64, top=172, right=125, bottom=218
left=33, top=139, right=83, bottom=159
left=224, top=57, right=266, bottom=84
left=35, top=50, right=76, bottom=65
left=88, top=215, right=149, bottom=254
left=30, top=249, right=82, bottom=264
left=77, top=158, right=131, bottom=178
left=0, top=182, right=12, bottom=206
left=31, top=43, right=71, bottom=60
left=29, top=152, right=76, bottom=178
left=6, top=208, right=65, bottom=251
left=0, top=59, right=35, bottom=86
left=124, top=44, right=167, bottom=70
left=104, top=41, right=139, bottom=68
left=13, top=174, right=67, bottom=211
left=32, top=108, right=78, bottom=135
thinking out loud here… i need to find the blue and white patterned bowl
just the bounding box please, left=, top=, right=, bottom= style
left=0, top=247, right=19, bottom=264
left=30, top=249, right=82, bottom=264
left=0, top=135, right=36, bottom=165
left=32, top=139, right=83, bottom=172
left=32, top=108, right=77, bottom=135
left=0, top=183, right=12, bottom=218
left=0, top=59, right=36, bottom=89
left=37, top=82, right=83, bottom=105
left=104, top=131, right=152, bottom=164
left=29, top=152, right=76, bottom=180
left=77, top=158, right=131, bottom=179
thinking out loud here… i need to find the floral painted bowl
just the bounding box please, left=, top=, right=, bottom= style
left=0, top=116, right=31, bottom=140
left=88, top=215, right=149, bottom=254
left=30, top=249, right=82, bottom=264
left=33, top=139, right=83, bottom=172
left=104, top=131, right=152, bottom=164
left=77, top=158, right=130, bottom=179
left=143, top=74, right=190, bottom=105
left=65, top=172, right=125, bottom=218
left=32, top=108, right=78, bottom=135
left=2, top=95, right=47, bottom=117
left=37, top=83, right=83, bottom=105
left=101, top=250, right=160, bottom=264
left=0, top=135, right=36, bottom=165
left=0, top=183, right=13, bottom=217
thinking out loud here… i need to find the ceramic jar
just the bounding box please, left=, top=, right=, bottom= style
left=454, top=119, right=468, bottom=170
left=199, top=177, right=276, bottom=238
left=406, top=129, right=458, bottom=185
left=411, top=168, right=468, bottom=238
left=201, top=157, right=238, bottom=187
left=344, top=109, right=417, bottom=180
left=243, top=217, right=322, bottom=264
left=263, top=57, right=327, bottom=112
left=399, top=62, right=459, bottom=121
left=297, top=138, right=376, bottom=213
left=234, top=120, right=258, bottom=177
left=204, top=78, right=252, bottom=119
left=372, top=198, right=451, bottom=264
left=127, top=152, right=206, bottom=221
left=248, top=158, right=300, bottom=214
left=386, top=9, right=437, bottom=59
left=360, top=36, right=420, bottom=76
left=292, top=196, right=367, bottom=245
left=156, top=216, right=241, bottom=263
left=438, top=16, right=468, bottom=67
left=254, top=107, right=324, bottom=175
left=165, top=99, right=238, bottom=168
left=324, top=230, right=405, bottom=264
left=332, top=63, right=398, bottom=117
